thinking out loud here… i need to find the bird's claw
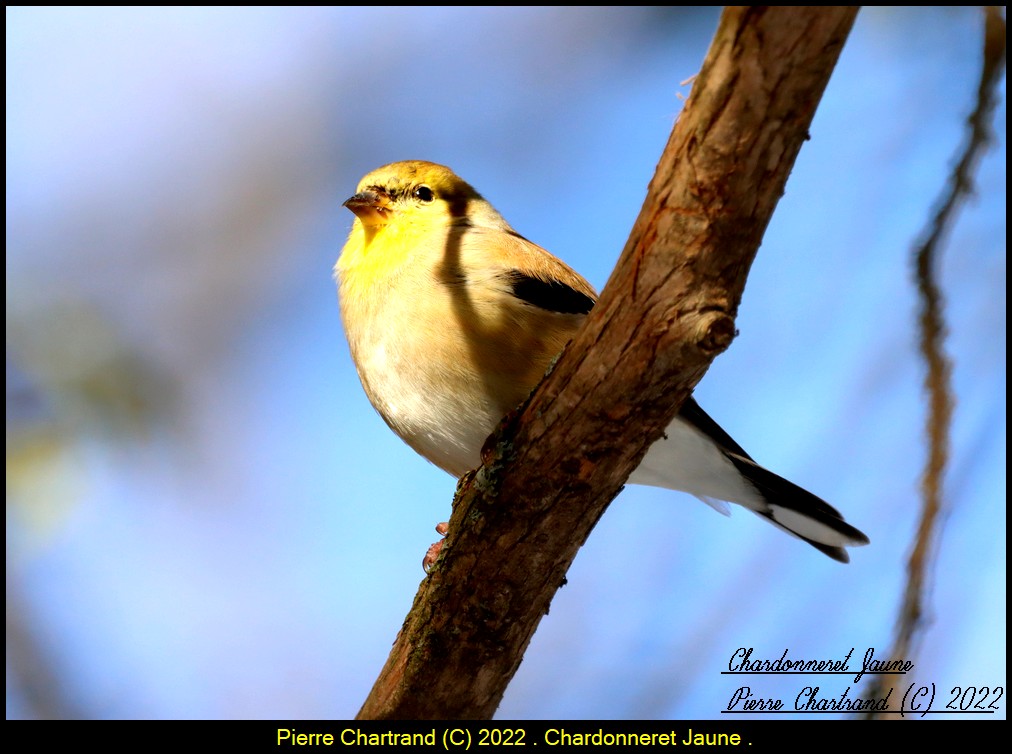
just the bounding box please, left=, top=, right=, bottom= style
left=422, top=521, right=450, bottom=571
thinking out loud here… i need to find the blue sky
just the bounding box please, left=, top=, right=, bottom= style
left=6, top=7, right=1005, bottom=720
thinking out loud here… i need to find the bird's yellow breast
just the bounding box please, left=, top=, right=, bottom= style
left=337, top=220, right=585, bottom=476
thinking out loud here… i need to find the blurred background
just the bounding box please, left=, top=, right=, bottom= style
left=6, top=7, right=1005, bottom=720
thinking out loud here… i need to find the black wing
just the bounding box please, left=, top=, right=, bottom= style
left=502, top=270, right=595, bottom=315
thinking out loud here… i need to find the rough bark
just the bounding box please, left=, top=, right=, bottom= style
left=358, top=6, right=859, bottom=720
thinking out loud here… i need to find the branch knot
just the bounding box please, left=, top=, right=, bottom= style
left=696, top=311, right=737, bottom=352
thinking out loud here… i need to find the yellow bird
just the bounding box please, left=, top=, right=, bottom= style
left=335, top=160, right=869, bottom=562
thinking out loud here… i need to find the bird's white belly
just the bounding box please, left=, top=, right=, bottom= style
left=358, top=339, right=502, bottom=478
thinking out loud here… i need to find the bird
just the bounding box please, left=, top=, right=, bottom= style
left=335, top=160, right=869, bottom=562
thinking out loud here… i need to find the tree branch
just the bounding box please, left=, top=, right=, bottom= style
left=358, top=6, right=859, bottom=720
left=861, top=5, right=1006, bottom=720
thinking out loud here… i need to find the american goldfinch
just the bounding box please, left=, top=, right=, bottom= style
left=335, top=160, right=869, bottom=562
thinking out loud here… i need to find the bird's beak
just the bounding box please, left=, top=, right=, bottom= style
left=343, top=190, right=393, bottom=226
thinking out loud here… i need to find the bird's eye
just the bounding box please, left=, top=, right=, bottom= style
left=414, top=186, right=434, bottom=203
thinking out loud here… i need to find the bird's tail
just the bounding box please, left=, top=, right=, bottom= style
left=726, top=454, right=870, bottom=563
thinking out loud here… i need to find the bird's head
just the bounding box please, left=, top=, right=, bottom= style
left=343, top=161, right=510, bottom=236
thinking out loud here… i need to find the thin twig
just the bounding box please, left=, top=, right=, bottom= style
left=861, top=6, right=1005, bottom=719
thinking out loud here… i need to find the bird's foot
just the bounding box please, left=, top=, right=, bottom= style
left=423, top=521, right=450, bottom=572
